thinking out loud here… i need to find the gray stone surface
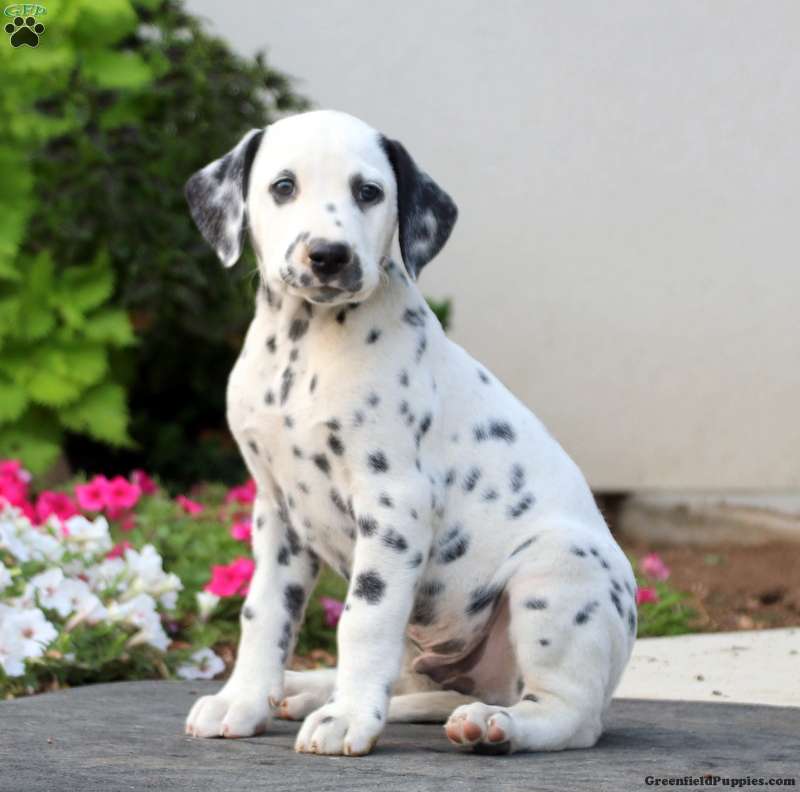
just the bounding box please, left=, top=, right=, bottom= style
left=2, top=681, right=798, bottom=791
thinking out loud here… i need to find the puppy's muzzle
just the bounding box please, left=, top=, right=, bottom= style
left=308, top=239, right=352, bottom=281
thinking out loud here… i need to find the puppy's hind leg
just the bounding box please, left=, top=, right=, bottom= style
left=445, top=531, right=634, bottom=753
left=275, top=668, right=337, bottom=720
left=389, top=691, right=477, bottom=723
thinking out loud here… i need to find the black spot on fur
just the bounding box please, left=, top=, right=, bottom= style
left=539, top=638, right=550, bottom=647
left=482, top=488, right=499, bottom=502
left=354, top=570, right=386, bottom=604
left=309, top=374, right=318, bottom=393
left=247, top=440, right=259, bottom=455
left=242, top=605, right=255, bottom=620
left=574, top=600, right=600, bottom=625
left=330, top=488, right=348, bottom=514
left=399, top=369, right=410, bottom=387
left=278, top=620, right=291, bottom=663
left=478, top=369, right=491, bottom=384
left=444, top=468, right=456, bottom=487
left=284, top=584, right=305, bottom=621
left=328, top=434, right=344, bottom=456
left=266, top=335, right=277, bottom=354
left=525, top=598, right=547, bottom=610
left=366, top=392, right=380, bottom=408
left=280, top=367, right=294, bottom=405
left=366, top=328, right=382, bottom=344
left=358, top=514, right=378, bottom=537
left=510, top=464, right=525, bottom=493
left=264, top=390, right=274, bottom=405
left=408, top=551, right=424, bottom=568
left=382, top=529, right=408, bottom=552
left=289, top=319, right=308, bottom=341
left=627, top=607, right=637, bottom=636
left=436, top=525, right=470, bottom=564
left=571, top=546, right=587, bottom=558
left=610, top=589, right=624, bottom=618
left=508, top=493, right=535, bottom=519
left=367, top=451, right=389, bottom=473
left=466, top=584, right=503, bottom=616
left=410, top=580, right=444, bottom=625
left=286, top=525, right=302, bottom=556
left=277, top=545, right=290, bottom=566
left=312, top=454, right=330, bottom=476
left=403, top=306, right=426, bottom=327
left=462, top=467, right=481, bottom=492
left=474, top=420, right=516, bottom=443
left=379, top=493, right=394, bottom=508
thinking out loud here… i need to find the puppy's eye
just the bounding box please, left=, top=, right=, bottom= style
left=270, top=176, right=296, bottom=202
left=358, top=182, right=382, bottom=203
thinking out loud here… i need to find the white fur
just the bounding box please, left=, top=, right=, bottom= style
left=184, top=110, right=636, bottom=756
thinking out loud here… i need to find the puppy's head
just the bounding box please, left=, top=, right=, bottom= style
left=185, top=110, right=457, bottom=305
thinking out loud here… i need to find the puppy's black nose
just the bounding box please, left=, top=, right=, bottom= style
left=308, top=239, right=352, bottom=278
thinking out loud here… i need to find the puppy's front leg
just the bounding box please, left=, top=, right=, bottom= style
left=295, top=487, right=429, bottom=756
left=186, top=492, right=319, bottom=738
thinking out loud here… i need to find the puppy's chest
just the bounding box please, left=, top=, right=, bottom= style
left=228, top=343, right=360, bottom=569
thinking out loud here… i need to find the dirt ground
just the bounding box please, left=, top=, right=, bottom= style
left=620, top=538, right=800, bottom=633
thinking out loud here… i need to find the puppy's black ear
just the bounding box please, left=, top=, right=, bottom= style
left=379, top=136, right=458, bottom=279
left=185, top=128, right=265, bottom=267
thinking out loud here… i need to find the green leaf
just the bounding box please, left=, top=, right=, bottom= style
left=59, top=382, right=131, bottom=446
left=81, top=51, right=154, bottom=90
left=0, top=414, right=61, bottom=475
left=57, top=253, right=115, bottom=314
left=0, top=378, right=28, bottom=423
left=83, top=308, right=136, bottom=346
left=27, top=367, right=85, bottom=407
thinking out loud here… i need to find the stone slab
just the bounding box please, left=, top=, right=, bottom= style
left=616, top=628, right=800, bottom=707
left=2, top=681, right=798, bottom=792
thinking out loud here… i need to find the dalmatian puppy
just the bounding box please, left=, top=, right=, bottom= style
left=183, top=110, right=636, bottom=756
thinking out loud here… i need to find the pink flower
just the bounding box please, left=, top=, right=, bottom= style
left=35, top=491, right=78, bottom=525
left=105, top=475, right=141, bottom=511
left=641, top=553, right=670, bottom=582
left=131, top=469, right=157, bottom=495
left=107, top=540, right=133, bottom=559
left=75, top=475, right=110, bottom=512
left=230, top=518, right=252, bottom=543
left=119, top=512, right=136, bottom=532
left=636, top=587, right=659, bottom=605
left=319, top=596, right=344, bottom=628
left=225, top=479, right=256, bottom=506
left=176, top=495, right=204, bottom=516
left=0, top=459, right=30, bottom=509
left=204, top=557, right=255, bottom=597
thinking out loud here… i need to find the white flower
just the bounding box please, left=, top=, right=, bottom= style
left=83, top=557, right=127, bottom=594
left=176, top=648, right=225, bottom=680
left=124, top=545, right=182, bottom=606
left=0, top=515, right=32, bottom=562
left=0, top=607, right=57, bottom=673
left=24, top=528, right=63, bottom=563
left=0, top=561, right=12, bottom=594
left=63, top=514, right=111, bottom=556
left=108, top=593, right=170, bottom=652
left=195, top=591, right=219, bottom=622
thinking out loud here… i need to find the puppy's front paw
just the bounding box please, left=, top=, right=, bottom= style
left=294, top=702, right=383, bottom=756
left=185, top=689, right=272, bottom=738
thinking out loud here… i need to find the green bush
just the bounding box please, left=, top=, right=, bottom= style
left=0, top=0, right=308, bottom=484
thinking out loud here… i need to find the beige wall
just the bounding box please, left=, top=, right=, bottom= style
left=187, top=0, right=800, bottom=491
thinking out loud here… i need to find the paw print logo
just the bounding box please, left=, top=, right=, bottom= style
left=5, top=16, right=45, bottom=48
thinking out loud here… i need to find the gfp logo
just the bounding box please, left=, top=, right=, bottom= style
left=4, top=4, right=46, bottom=47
